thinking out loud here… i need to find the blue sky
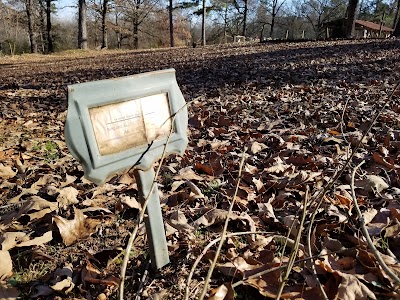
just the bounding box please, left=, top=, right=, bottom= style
left=56, top=0, right=76, bottom=20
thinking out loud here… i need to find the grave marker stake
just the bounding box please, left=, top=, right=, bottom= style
left=134, top=168, right=169, bottom=269
left=65, top=69, right=188, bottom=272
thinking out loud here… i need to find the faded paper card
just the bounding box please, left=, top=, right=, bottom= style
left=90, top=93, right=172, bottom=156
left=141, top=94, right=172, bottom=141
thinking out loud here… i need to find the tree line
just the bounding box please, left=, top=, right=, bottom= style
left=1, top=0, right=399, bottom=55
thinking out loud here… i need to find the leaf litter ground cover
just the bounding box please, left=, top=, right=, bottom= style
left=0, top=39, right=400, bottom=299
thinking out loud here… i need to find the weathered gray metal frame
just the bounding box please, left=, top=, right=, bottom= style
left=65, top=68, right=188, bottom=185
left=64, top=69, right=188, bottom=270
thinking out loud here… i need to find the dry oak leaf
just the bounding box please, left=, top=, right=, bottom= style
left=57, top=187, right=79, bottom=207
left=265, top=156, right=291, bottom=174
left=50, top=264, right=75, bottom=293
left=117, top=173, right=135, bottom=185
left=0, top=251, right=13, bottom=280
left=170, top=180, right=185, bottom=192
left=119, top=196, right=141, bottom=210
left=16, top=231, right=53, bottom=248
left=173, top=167, right=204, bottom=181
left=1, top=231, right=52, bottom=250
left=0, top=164, right=16, bottom=179
left=0, top=196, right=58, bottom=225
left=54, top=208, right=101, bottom=246
left=7, top=187, right=38, bottom=203
left=372, top=152, right=397, bottom=169
left=245, top=276, right=316, bottom=299
left=82, top=260, right=120, bottom=287
left=209, top=283, right=234, bottom=300
left=1, top=232, right=28, bottom=251
left=60, top=174, right=77, bottom=188
left=169, top=210, right=195, bottom=233
left=186, top=180, right=205, bottom=199
left=31, top=174, right=58, bottom=190
left=316, top=253, right=376, bottom=300
left=336, top=272, right=376, bottom=300
left=356, top=175, right=389, bottom=193
left=252, top=177, right=264, bottom=192
left=193, top=209, right=256, bottom=232
left=32, top=264, right=75, bottom=297
left=90, top=184, right=125, bottom=199
left=250, top=141, right=267, bottom=154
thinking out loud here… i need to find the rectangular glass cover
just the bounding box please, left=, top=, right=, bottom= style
left=89, top=93, right=172, bottom=156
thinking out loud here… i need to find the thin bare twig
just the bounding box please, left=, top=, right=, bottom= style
left=184, top=233, right=358, bottom=299
left=309, top=81, right=400, bottom=209
left=198, top=148, right=247, bottom=300
left=351, top=161, right=400, bottom=286
left=184, top=231, right=274, bottom=300
left=275, top=186, right=309, bottom=299
left=119, top=101, right=190, bottom=299
left=135, top=260, right=151, bottom=300
left=339, top=96, right=350, bottom=144
left=304, top=81, right=400, bottom=299
left=232, top=252, right=325, bottom=289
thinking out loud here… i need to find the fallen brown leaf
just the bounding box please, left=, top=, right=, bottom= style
left=0, top=251, right=13, bottom=280
left=54, top=208, right=101, bottom=246
left=57, top=186, right=79, bottom=207
left=209, top=283, right=234, bottom=300
left=0, top=164, right=16, bottom=179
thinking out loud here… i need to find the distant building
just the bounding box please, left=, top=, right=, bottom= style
left=323, top=19, right=394, bottom=38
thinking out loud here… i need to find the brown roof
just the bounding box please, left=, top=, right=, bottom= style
left=355, top=20, right=394, bottom=32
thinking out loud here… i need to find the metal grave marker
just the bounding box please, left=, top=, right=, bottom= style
left=64, top=69, right=188, bottom=270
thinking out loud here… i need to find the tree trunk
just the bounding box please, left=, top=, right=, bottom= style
left=223, top=7, right=228, bottom=43
left=46, top=0, right=53, bottom=52
left=169, top=0, right=174, bottom=47
left=26, top=0, right=38, bottom=53
left=270, top=14, right=275, bottom=38
left=133, top=18, right=139, bottom=49
left=115, top=14, right=121, bottom=49
left=259, top=23, right=265, bottom=41
left=78, top=0, right=88, bottom=49
left=101, top=0, right=108, bottom=48
left=345, top=0, right=358, bottom=38
left=393, top=0, right=400, bottom=36
left=242, top=0, right=248, bottom=36
left=39, top=3, right=46, bottom=52
left=201, top=0, right=206, bottom=46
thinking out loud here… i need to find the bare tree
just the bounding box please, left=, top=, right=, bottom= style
left=115, top=0, right=161, bottom=49
left=270, top=0, right=287, bottom=37
left=78, top=0, right=88, bottom=48
left=242, top=0, right=248, bottom=35
left=0, top=2, right=22, bottom=55
left=211, top=0, right=232, bottom=42
left=202, top=0, right=206, bottom=45
left=229, top=0, right=250, bottom=37
left=169, top=0, right=174, bottom=46
left=45, top=0, right=53, bottom=52
left=345, top=0, right=358, bottom=37
left=393, top=0, right=400, bottom=36
left=300, top=0, right=346, bottom=38
left=25, top=0, right=38, bottom=52
left=101, top=0, right=109, bottom=48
